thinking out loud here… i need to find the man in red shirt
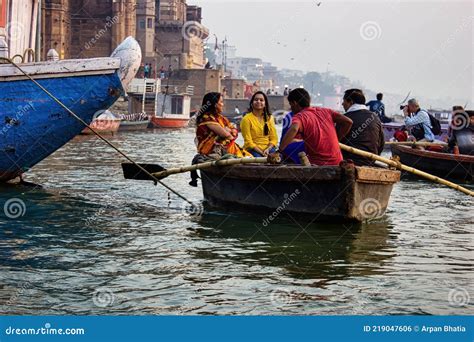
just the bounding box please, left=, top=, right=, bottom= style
left=279, top=88, right=352, bottom=165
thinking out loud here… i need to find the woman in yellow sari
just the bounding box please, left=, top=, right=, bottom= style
left=195, top=92, right=249, bottom=157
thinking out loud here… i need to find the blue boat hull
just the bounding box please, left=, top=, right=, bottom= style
left=0, top=73, right=123, bottom=181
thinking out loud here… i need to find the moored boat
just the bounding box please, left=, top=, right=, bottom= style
left=118, top=112, right=150, bottom=131
left=0, top=36, right=142, bottom=181
left=150, top=116, right=190, bottom=128
left=81, top=110, right=122, bottom=135
left=391, top=145, right=474, bottom=181
left=200, top=163, right=400, bottom=222
left=149, top=93, right=192, bottom=128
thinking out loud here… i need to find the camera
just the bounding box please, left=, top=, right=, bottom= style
left=399, top=105, right=407, bottom=110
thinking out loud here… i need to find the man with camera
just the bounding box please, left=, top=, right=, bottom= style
left=402, top=98, right=435, bottom=142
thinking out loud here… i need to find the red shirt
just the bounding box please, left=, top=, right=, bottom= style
left=292, top=107, right=342, bottom=166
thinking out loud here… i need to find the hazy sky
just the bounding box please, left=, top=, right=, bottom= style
left=192, top=0, right=473, bottom=104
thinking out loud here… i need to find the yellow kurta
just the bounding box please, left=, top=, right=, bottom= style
left=240, top=112, right=278, bottom=151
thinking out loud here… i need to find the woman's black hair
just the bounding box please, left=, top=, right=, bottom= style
left=248, top=91, right=272, bottom=135
left=196, top=92, right=221, bottom=125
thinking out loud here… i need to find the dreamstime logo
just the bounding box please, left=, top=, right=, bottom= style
left=5, top=282, right=31, bottom=306
left=273, top=110, right=292, bottom=130
left=181, top=201, right=204, bottom=218
left=6, top=21, right=25, bottom=42
left=1, top=101, right=35, bottom=136
left=84, top=16, right=120, bottom=50
left=262, top=189, right=300, bottom=227
left=88, top=109, right=118, bottom=132
left=3, top=198, right=26, bottom=219
left=448, top=287, right=470, bottom=307
left=450, top=111, right=470, bottom=131
left=351, top=115, right=375, bottom=139
left=92, top=288, right=115, bottom=308
left=182, top=21, right=205, bottom=41
left=358, top=198, right=383, bottom=221
left=270, top=288, right=293, bottom=307
left=359, top=21, right=382, bottom=41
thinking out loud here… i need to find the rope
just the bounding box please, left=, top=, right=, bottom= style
left=0, top=57, right=196, bottom=206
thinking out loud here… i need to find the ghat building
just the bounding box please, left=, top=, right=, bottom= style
left=42, top=0, right=208, bottom=69
left=41, top=0, right=214, bottom=110
left=42, top=0, right=136, bottom=59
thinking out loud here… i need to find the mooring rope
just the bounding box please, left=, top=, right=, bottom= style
left=0, top=57, right=196, bottom=206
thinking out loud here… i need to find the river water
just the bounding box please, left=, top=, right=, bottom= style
left=0, top=129, right=472, bottom=315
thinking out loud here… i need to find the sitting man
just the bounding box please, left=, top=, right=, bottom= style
left=279, top=88, right=352, bottom=166
left=448, top=109, right=474, bottom=155
left=366, top=92, right=392, bottom=123
left=403, top=98, right=435, bottom=142
left=341, top=89, right=385, bottom=166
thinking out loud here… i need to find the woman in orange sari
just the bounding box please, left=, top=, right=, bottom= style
left=195, top=92, right=249, bottom=157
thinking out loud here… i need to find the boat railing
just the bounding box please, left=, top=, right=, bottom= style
left=127, top=78, right=193, bottom=96
left=160, top=85, right=194, bottom=96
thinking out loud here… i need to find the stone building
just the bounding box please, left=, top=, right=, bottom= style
left=156, top=0, right=208, bottom=70
left=42, top=0, right=136, bottom=59
left=222, top=78, right=245, bottom=99
left=135, top=0, right=156, bottom=62
left=42, top=0, right=70, bottom=59
left=168, top=68, right=222, bottom=111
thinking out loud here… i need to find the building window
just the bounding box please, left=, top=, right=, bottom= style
left=139, top=20, right=145, bottom=29
left=147, top=18, right=153, bottom=28
left=171, top=97, right=183, bottom=114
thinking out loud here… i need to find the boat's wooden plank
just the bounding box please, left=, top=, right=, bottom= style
left=355, top=166, right=401, bottom=184
left=0, top=57, right=120, bottom=80
left=395, top=145, right=474, bottom=162
left=204, top=164, right=343, bottom=182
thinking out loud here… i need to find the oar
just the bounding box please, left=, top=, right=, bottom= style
left=339, top=143, right=474, bottom=197
left=122, top=157, right=270, bottom=181
left=385, top=141, right=448, bottom=147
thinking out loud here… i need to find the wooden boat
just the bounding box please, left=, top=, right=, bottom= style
left=119, top=120, right=149, bottom=131
left=391, top=145, right=474, bottom=181
left=126, top=78, right=192, bottom=129
left=119, top=113, right=149, bottom=131
left=150, top=116, right=190, bottom=128
left=149, top=93, right=192, bottom=128
left=200, top=163, right=400, bottom=222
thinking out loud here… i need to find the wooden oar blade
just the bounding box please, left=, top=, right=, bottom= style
left=122, top=163, right=166, bottom=181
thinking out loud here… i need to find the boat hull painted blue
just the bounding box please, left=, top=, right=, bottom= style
left=0, top=73, right=123, bottom=181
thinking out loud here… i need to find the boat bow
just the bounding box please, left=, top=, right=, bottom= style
left=111, top=36, right=142, bottom=90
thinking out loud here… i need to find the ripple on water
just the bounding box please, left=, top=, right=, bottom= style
left=0, top=130, right=472, bottom=315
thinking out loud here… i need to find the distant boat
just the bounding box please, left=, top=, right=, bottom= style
left=149, top=93, right=192, bottom=128
left=0, top=37, right=142, bottom=181
left=126, top=78, right=193, bottom=129
left=118, top=112, right=150, bottom=131
left=391, top=145, right=473, bottom=182
left=81, top=110, right=122, bottom=135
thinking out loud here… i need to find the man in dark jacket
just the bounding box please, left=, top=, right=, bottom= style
left=341, top=89, right=385, bottom=166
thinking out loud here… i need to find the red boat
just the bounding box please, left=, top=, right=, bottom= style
left=148, top=93, right=192, bottom=128
left=150, top=116, right=189, bottom=128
